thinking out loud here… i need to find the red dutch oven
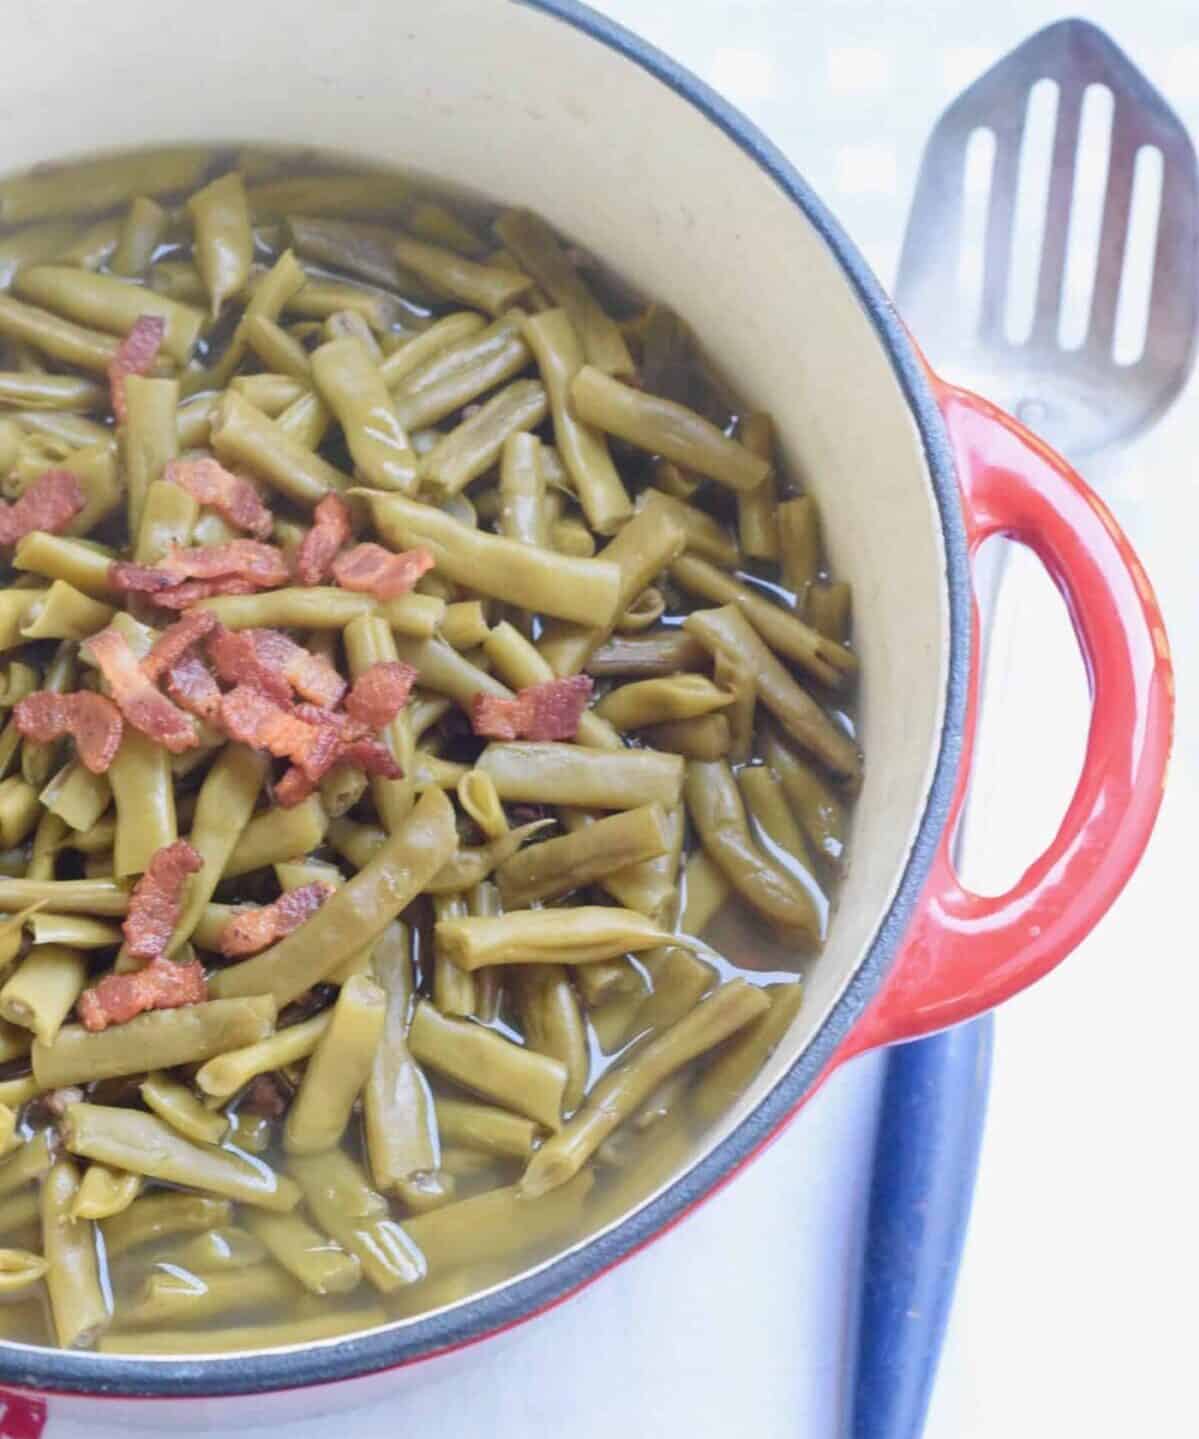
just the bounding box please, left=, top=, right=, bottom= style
left=0, top=0, right=1173, bottom=1430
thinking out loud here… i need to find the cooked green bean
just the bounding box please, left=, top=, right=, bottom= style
left=123, top=374, right=180, bottom=539
left=230, top=372, right=306, bottom=416
left=433, top=1098, right=539, bottom=1160
left=14, top=531, right=121, bottom=600
left=777, top=495, right=822, bottom=598
left=102, top=1192, right=233, bottom=1259
left=27, top=913, right=119, bottom=949
left=134, top=475, right=197, bottom=566
left=671, top=553, right=855, bottom=688
left=379, top=311, right=488, bottom=389
left=0, top=660, right=37, bottom=709
left=420, top=379, right=547, bottom=499
left=685, top=605, right=861, bottom=784
left=222, top=792, right=326, bottom=880
left=596, top=675, right=734, bottom=732
left=0, top=1245, right=49, bottom=1295
left=210, top=390, right=349, bottom=507
left=243, top=312, right=312, bottom=381
left=345, top=615, right=414, bottom=832
left=162, top=1226, right=268, bottom=1274
left=437, top=906, right=674, bottom=971
left=0, top=589, right=44, bottom=652
left=0, top=1075, right=38, bottom=1111
left=71, top=1164, right=141, bottom=1222
left=285, top=975, right=385, bottom=1155
left=0, top=943, right=87, bottom=1044
left=513, top=964, right=589, bottom=1113
left=680, top=849, right=732, bottom=937
left=391, top=312, right=533, bottom=429
left=805, top=579, right=852, bottom=643
left=33, top=996, right=276, bottom=1088
left=42, top=1157, right=110, bottom=1348
left=109, top=729, right=177, bottom=878
left=287, top=214, right=408, bottom=290
left=0, top=1019, right=30, bottom=1063
left=195, top=1010, right=329, bottom=1100
left=14, top=266, right=202, bottom=364
left=0, top=149, right=208, bottom=225
left=140, top=1072, right=228, bottom=1146
left=360, top=490, right=622, bottom=627
left=496, top=430, right=548, bottom=547
left=643, top=714, right=732, bottom=761
left=119, top=1262, right=299, bottom=1329
left=635, top=487, right=740, bottom=568
left=99, top=1305, right=389, bottom=1355
left=196, top=586, right=373, bottom=631
left=0, top=1132, right=53, bottom=1199
left=523, top=980, right=769, bottom=1196
left=481, top=621, right=620, bottom=749
left=311, top=336, right=417, bottom=493
left=631, top=945, right=716, bottom=1040
left=478, top=741, right=683, bottom=810
left=0, top=293, right=122, bottom=373
left=736, top=411, right=780, bottom=559
left=186, top=171, right=253, bottom=316
left=39, top=759, right=111, bottom=833
left=409, top=1000, right=567, bottom=1130
left=193, top=247, right=307, bottom=392
left=614, top=585, right=665, bottom=632
left=762, top=725, right=848, bottom=865
left=110, top=196, right=169, bottom=280
left=289, top=1149, right=424, bottom=1292
left=691, top=981, right=805, bottom=1126
left=0, top=371, right=106, bottom=410
left=440, top=600, right=491, bottom=653
left=243, top=1208, right=362, bottom=1296
left=498, top=804, right=670, bottom=908
left=495, top=209, right=633, bottom=375
left=431, top=893, right=476, bottom=1019
left=0, top=776, right=41, bottom=847
left=0, top=876, right=128, bottom=916
left=392, top=234, right=531, bottom=314
left=737, top=763, right=816, bottom=871
left=0, top=219, right=79, bottom=289
left=17, top=579, right=114, bottom=641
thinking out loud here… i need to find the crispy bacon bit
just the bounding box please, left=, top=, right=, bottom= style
left=296, top=494, right=353, bottom=586
left=218, top=881, right=335, bottom=958
left=206, top=626, right=292, bottom=706
left=142, top=610, right=218, bottom=683
left=13, top=690, right=123, bottom=774
left=108, top=314, right=165, bottom=423
left=157, top=540, right=290, bottom=588
left=249, top=629, right=346, bottom=708
left=292, top=703, right=367, bottom=739
left=274, top=765, right=316, bottom=808
left=150, top=576, right=260, bottom=609
left=220, top=685, right=340, bottom=779
left=85, top=626, right=198, bottom=754
left=241, top=1072, right=290, bottom=1118
left=121, top=839, right=204, bottom=964
left=109, top=561, right=176, bottom=594
left=471, top=674, right=594, bottom=741
left=0, top=469, right=86, bottom=546
left=78, top=955, right=207, bottom=1032
left=331, top=542, right=435, bottom=600
left=165, top=655, right=223, bottom=722
left=336, top=737, right=403, bottom=778
left=166, top=458, right=272, bottom=540
left=344, top=661, right=417, bottom=732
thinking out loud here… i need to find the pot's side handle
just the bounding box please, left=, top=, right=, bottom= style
left=0, top=1391, right=46, bottom=1439
left=844, top=381, right=1172, bottom=1056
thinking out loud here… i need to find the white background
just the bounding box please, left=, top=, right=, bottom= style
left=39, top=2, right=1198, bottom=1435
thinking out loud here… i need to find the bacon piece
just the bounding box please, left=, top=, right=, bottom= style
left=78, top=955, right=207, bottom=1032
left=120, top=839, right=204, bottom=964
left=108, top=314, right=165, bottom=423
left=157, top=540, right=290, bottom=588
left=331, top=542, right=435, bottom=600
left=249, top=629, right=346, bottom=708
left=206, top=626, right=292, bottom=706
left=217, top=881, right=335, bottom=958
left=219, top=685, right=340, bottom=779
left=336, top=737, right=403, bottom=779
left=142, top=609, right=218, bottom=682
left=150, top=576, right=260, bottom=609
left=165, top=655, right=223, bottom=722
left=471, top=674, right=594, bottom=741
left=13, top=690, right=123, bottom=774
left=344, top=661, right=417, bottom=732
left=295, top=494, right=353, bottom=586
left=292, top=703, right=367, bottom=740
left=274, top=765, right=317, bottom=809
left=166, top=457, right=273, bottom=540
left=84, top=626, right=198, bottom=753
left=0, top=469, right=86, bottom=546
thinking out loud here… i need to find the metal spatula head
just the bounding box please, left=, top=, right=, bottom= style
left=896, top=18, right=1198, bottom=457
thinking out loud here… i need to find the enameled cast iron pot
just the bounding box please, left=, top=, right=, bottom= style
left=0, top=0, right=1173, bottom=1430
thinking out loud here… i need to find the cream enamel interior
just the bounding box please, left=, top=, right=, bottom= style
left=0, top=0, right=952, bottom=1347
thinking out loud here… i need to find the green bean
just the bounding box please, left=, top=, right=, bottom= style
left=426, top=819, right=551, bottom=896
left=0, top=149, right=208, bottom=225
left=431, top=893, right=476, bottom=1019
left=360, top=489, right=621, bottom=627
left=392, top=234, right=531, bottom=315
left=691, top=981, right=805, bottom=1126
left=134, top=474, right=198, bottom=567
left=805, top=579, right=852, bottom=643
left=0, top=219, right=79, bottom=289
left=671, top=553, right=855, bottom=687
left=230, top=372, right=307, bottom=415
left=391, top=313, right=533, bottom=430
left=0, top=876, right=127, bottom=916
left=0, top=776, right=40, bottom=847
left=436, top=1147, right=504, bottom=1182
left=71, top=1164, right=141, bottom=1221
left=408, top=1000, right=567, bottom=1131
left=0, top=1075, right=38, bottom=1111
left=243, top=313, right=312, bottom=382
left=286, top=215, right=410, bottom=291
left=195, top=1010, right=330, bottom=1099
left=0, top=1245, right=49, bottom=1295
left=323, top=307, right=384, bottom=358
left=0, top=1019, right=30, bottom=1063
left=195, top=248, right=307, bottom=392
left=408, top=201, right=487, bottom=257
left=628, top=945, right=716, bottom=1042
left=109, top=728, right=176, bottom=877
left=222, top=792, right=327, bottom=880
left=186, top=172, right=253, bottom=316
left=635, top=488, right=740, bottom=568
left=210, top=390, right=349, bottom=508
left=63, top=1103, right=299, bottom=1211
left=440, top=600, right=491, bottom=652
left=0, top=293, right=121, bottom=373
left=212, top=786, right=456, bottom=1008
left=762, top=725, right=848, bottom=866
left=110, top=195, right=169, bottom=279
left=33, top=996, right=276, bottom=1088
left=0, top=943, right=87, bottom=1044
left=464, top=881, right=503, bottom=1022
left=512, top=964, right=588, bottom=1113
left=777, top=495, right=822, bottom=598
left=140, top=1072, right=228, bottom=1146
left=538, top=503, right=687, bottom=676
left=653, top=456, right=701, bottom=500
left=685, top=605, right=861, bottom=784
left=0, top=724, right=18, bottom=787
left=495, top=209, right=634, bottom=375
left=243, top=1208, right=362, bottom=1296
left=523, top=309, right=630, bottom=534
left=440, top=906, right=674, bottom=971
left=163, top=1226, right=268, bottom=1274
left=0, top=590, right=44, bottom=651
left=498, top=804, right=670, bottom=908
left=42, top=1157, right=109, bottom=1348
left=497, top=431, right=548, bottom=547
left=643, top=714, right=732, bottom=761
left=119, top=1262, right=300, bottom=1329
left=480, top=621, right=618, bottom=749
left=685, top=760, right=821, bottom=942
left=14, top=266, right=202, bottom=364
left=17, top=579, right=114, bottom=641
left=614, top=586, right=665, bottom=632
left=311, top=337, right=417, bottom=493
left=122, top=374, right=180, bottom=538
left=0, top=661, right=37, bottom=709
left=27, top=913, right=118, bottom=949
left=345, top=614, right=415, bottom=831
left=387, top=633, right=507, bottom=712
left=478, top=741, right=683, bottom=810
left=0, top=371, right=106, bottom=410
left=248, top=173, right=411, bottom=220
left=524, top=979, right=768, bottom=1197
left=680, top=849, right=732, bottom=938
left=596, top=675, right=734, bottom=732
left=285, top=975, right=385, bottom=1156
left=99, top=1305, right=389, bottom=1355
left=737, top=763, right=816, bottom=871
left=149, top=258, right=207, bottom=304
left=281, top=271, right=407, bottom=331
left=0, top=1131, right=52, bottom=1199
left=735, top=411, right=780, bottom=559
left=403, top=1169, right=593, bottom=1274
left=196, top=586, right=373, bottom=632
left=289, top=1149, right=425, bottom=1292
left=102, top=1192, right=233, bottom=1258
left=433, top=1098, right=538, bottom=1160
left=420, top=379, right=547, bottom=499
left=39, top=760, right=111, bottom=833
left=379, top=312, right=488, bottom=390
left=12, top=533, right=118, bottom=615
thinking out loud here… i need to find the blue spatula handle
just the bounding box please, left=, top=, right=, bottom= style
left=850, top=1014, right=994, bottom=1439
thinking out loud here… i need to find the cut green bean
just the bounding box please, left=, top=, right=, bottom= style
left=0, top=371, right=106, bottom=411
left=110, top=196, right=169, bottom=280
left=777, top=495, right=822, bottom=598
left=805, top=579, right=853, bottom=643
left=431, top=893, right=476, bottom=1019
left=102, top=1192, right=233, bottom=1259
left=498, top=804, right=670, bottom=908
left=691, top=982, right=805, bottom=1125
left=513, top=965, right=589, bottom=1113
left=635, top=487, right=740, bottom=568
left=14, top=266, right=202, bottom=364
left=0, top=877, right=128, bottom=916
left=391, top=312, right=533, bottom=429
left=195, top=1010, right=331, bottom=1099
left=378, top=311, right=488, bottom=389
left=497, top=431, right=549, bottom=547
left=643, top=714, right=732, bottom=761
left=140, top=1072, right=228, bottom=1146
left=71, top=1164, right=141, bottom=1222
left=243, top=1208, right=362, bottom=1297
left=186, top=171, right=253, bottom=316
left=118, top=1262, right=299, bottom=1329
left=392, top=234, right=532, bottom=314
left=0, top=149, right=208, bottom=225
left=478, top=741, right=683, bottom=810
left=0, top=293, right=122, bottom=373
left=345, top=615, right=414, bottom=832
left=420, top=379, right=547, bottom=499
left=312, top=337, right=417, bottom=493
left=109, top=728, right=177, bottom=877
left=122, top=374, right=180, bottom=541
left=222, top=792, right=327, bottom=880
left=762, top=725, right=848, bottom=866
left=99, top=1305, right=389, bottom=1355
left=14, top=531, right=121, bottom=600
left=736, top=411, right=780, bottom=559
left=433, top=1098, right=539, bottom=1160
left=42, top=1157, right=109, bottom=1348
left=0, top=1131, right=53, bottom=1198
left=0, top=943, right=87, bottom=1043
left=211, top=390, right=349, bottom=508
left=596, top=675, right=733, bottom=731
left=17, top=580, right=114, bottom=641
left=195, top=585, right=374, bottom=631
left=438, top=906, right=674, bottom=971
left=285, top=975, right=385, bottom=1155
left=162, top=1226, right=268, bottom=1274
left=737, top=763, right=816, bottom=871
left=681, top=849, right=732, bottom=938
left=0, top=776, right=41, bottom=847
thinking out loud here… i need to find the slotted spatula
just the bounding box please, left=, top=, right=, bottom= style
left=851, top=20, right=1197, bottom=1439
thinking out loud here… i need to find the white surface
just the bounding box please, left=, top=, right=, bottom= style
left=36, top=2, right=1198, bottom=1434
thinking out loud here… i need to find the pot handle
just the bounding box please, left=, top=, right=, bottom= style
left=843, top=380, right=1172, bottom=1056
left=0, top=1391, right=46, bottom=1438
